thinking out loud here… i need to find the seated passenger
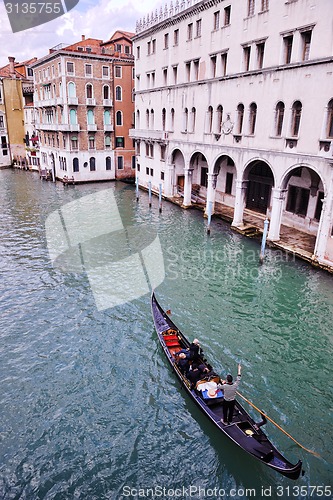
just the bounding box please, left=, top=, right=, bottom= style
left=176, top=352, right=190, bottom=374
left=187, top=362, right=210, bottom=387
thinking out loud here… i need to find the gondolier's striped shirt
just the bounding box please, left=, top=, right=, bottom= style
left=222, top=375, right=241, bottom=401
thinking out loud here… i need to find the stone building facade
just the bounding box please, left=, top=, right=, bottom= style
left=31, top=32, right=135, bottom=182
left=131, top=0, right=333, bottom=269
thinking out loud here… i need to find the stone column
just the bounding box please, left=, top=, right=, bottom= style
left=165, top=163, right=175, bottom=197
left=182, top=167, right=193, bottom=207
left=267, top=188, right=287, bottom=242
left=232, top=180, right=248, bottom=227
left=205, top=173, right=217, bottom=215
left=313, top=171, right=333, bottom=261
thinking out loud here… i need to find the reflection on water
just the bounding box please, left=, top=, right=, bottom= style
left=0, top=170, right=332, bottom=499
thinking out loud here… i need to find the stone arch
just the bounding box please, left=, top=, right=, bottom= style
left=189, top=151, right=208, bottom=190
left=281, top=164, right=325, bottom=232
left=243, top=159, right=275, bottom=214
left=212, top=154, right=237, bottom=204
left=170, top=148, right=185, bottom=193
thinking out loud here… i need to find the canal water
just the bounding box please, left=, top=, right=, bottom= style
left=0, top=169, right=332, bottom=500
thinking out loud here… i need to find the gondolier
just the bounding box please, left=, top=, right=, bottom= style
left=220, top=364, right=242, bottom=425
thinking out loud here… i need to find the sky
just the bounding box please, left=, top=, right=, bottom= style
left=0, top=0, right=161, bottom=68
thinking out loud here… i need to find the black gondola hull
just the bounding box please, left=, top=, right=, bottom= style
left=151, top=292, right=302, bottom=481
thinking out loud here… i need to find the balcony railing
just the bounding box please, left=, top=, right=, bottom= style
left=37, top=123, right=80, bottom=132
left=104, top=124, right=114, bottom=132
left=103, top=99, right=113, bottom=107
left=87, top=124, right=97, bottom=132
left=86, top=98, right=96, bottom=106
left=129, top=128, right=168, bottom=141
left=67, top=97, right=78, bottom=105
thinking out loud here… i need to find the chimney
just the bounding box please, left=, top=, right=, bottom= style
left=82, top=35, right=85, bottom=41
left=8, top=56, right=16, bottom=78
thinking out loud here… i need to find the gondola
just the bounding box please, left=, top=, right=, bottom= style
left=151, top=292, right=303, bottom=480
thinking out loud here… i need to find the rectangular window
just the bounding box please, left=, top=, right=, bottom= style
left=196, top=19, right=202, bottom=37
left=224, top=5, right=231, bottom=25
left=146, top=167, right=149, bottom=175
left=256, top=42, right=265, bottom=69
left=116, top=44, right=122, bottom=52
left=211, top=55, right=217, bottom=78
left=102, top=66, right=109, bottom=78
left=152, top=39, right=156, bottom=53
left=116, top=137, right=124, bottom=148
left=186, top=62, right=191, bottom=82
left=164, top=33, right=169, bottom=49
left=301, top=30, right=312, bottom=61
left=284, top=35, right=293, bottom=64
left=0, top=116, right=4, bottom=128
left=163, top=68, right=168, bottom=85
left=221, top=52, right=228, bottom=76
left=261, top=0, right=269, bottom=11
left=137, top=46, right=140, bottom=59
left=193, top=60, right=199, bottom=80
left=150, top=168, right=154, bottom=176
left=213, top=11, right=220, bottom=30
left=174, top=29, right=179, bottom=46
left=117, top=156, right=124, bottom=169
left=225, top=172, right=233, bottom=194
left=147, top=41, right=151, bottom=55
left=115, top=66, right=122, bottom=78
left=132, top=156, right=136, bottom=169
left=85, top=64, right=92, bottom=76
left=161, top=145, right=166, bottom=160
left=66, top=62, right=74, bottom=74
left=248, top=0, right=255, bottom=16
left=243, top=46, right=251, bottom=71
left=187, top=23, right=193, bottom=41
left=125, top=45, right=131, bottom=54
left=173, top=65, right=178, bottom=84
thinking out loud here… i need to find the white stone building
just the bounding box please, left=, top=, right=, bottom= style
left=130, top=0, right=333, bottom=269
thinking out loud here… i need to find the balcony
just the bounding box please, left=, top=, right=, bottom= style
left=37, top=123, right=80, bottom=132
left=87, top=124, right=97, bottom=132
left=103, top=99, right=113, bottom=107
left=86, top=98, right=96, bottom=106
left=129, top=128, right=168, bottom=141
left=104, top=124, right=114, bottom=132
left=35, top=98, right=58, bottom=107
left=67, top=97, right=78, bottom=105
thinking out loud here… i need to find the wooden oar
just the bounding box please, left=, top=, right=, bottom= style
left=236, top=390, right=321, bottom=458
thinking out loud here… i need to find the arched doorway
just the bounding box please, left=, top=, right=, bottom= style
left=171, top=149, right=185, bottom=194
left=246, top=161, right=274, bottom=214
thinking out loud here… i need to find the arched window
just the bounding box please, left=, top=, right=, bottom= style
left=326, top=99, right=333, bottom=138
left=103, top=85, right=110, bottom=100
left=89, top=157, right=96, bottom=171
left=162, top=108, right=166, bottom=131
left=86, top=84, right=93, bottom=99
left=236, top=103, right=244, bottom=134
left=190, top=107, right=196, bottom=133
left=291, top=101, right=302, bottom=137
left=146, top=109, right=149, bottom=128
left=104, top=110, right=111, bottom=125
left=68, top=82, right=76, bottom=97
left=69, top=109, right=77, bottom=124
left=116, top=111, right=122, bottom=126
left=73, top=157, right=79, bottom=172
left=275, top=101, right=285, bottom=136
left=249, top=102, right=257, bottom=135
left=216, top=105, right=223, bottom=133
left=115, top=86, right=122, bottom=101
left=184, top=108, right=189, bottom=132
left=170, top=108, right=175, bottom=131
left=150, top=109, right=154, bottom=129
left=87, top=109, right=94, bottom=125
left=136, top=110, right=140, bottom=128
left=106, top=156, right=112, bottom=170
left=207, top=106, right=213, bottom=133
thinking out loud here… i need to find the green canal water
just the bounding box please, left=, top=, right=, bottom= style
left=0, top=170, right=332, bottom=499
